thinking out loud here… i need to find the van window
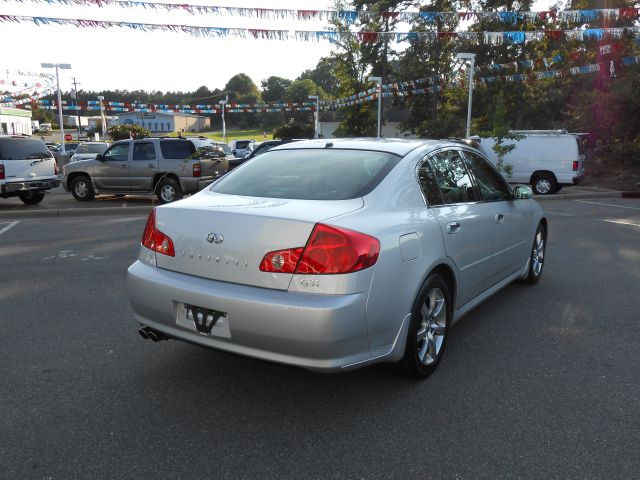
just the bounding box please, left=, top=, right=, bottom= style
left=0, top=138, right=53, bottom=160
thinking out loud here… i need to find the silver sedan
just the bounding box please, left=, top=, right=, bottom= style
left=127, top=138, right=547, bottom=378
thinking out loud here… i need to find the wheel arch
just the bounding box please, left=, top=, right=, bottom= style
left=67, top=171, right=93, bottom=188
left=152, top=172, right=180, bottom=191
left=529, top=170, right=557, bottom=185
left=429, top=263, right=457, bottom=311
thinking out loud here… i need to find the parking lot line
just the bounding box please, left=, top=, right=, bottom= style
left=574, top=200, right=640, bottom=210
left=600, top=219, right=640, bottom=228
left=0, top=221, right=19, bottom=236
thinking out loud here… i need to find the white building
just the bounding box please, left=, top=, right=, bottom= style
left=116, top=111, right=210, bottom=133
left=0, top=107, right=32, bottom=135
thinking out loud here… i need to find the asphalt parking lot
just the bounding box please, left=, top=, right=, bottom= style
left=1, top=196, right=639, bottom=478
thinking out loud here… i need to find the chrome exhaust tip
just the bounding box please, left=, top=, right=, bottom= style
left=138, top=328, right=150, bottom=340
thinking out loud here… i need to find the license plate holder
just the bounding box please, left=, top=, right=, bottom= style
left=176, top=303, right=231, bottom=338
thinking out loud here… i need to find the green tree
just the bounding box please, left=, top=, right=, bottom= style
left=108, top=124, right=150, bottom=141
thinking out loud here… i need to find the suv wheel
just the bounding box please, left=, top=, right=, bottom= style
left=156, top=177, right=182, bottom=203
left=70, top=175, right=95, bottom=201
left=18, top=192, right=45, bottom=205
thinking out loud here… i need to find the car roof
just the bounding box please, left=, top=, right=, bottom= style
left=274, top=138, right=447, bottom=156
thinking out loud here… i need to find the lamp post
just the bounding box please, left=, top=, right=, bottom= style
left=97, top=95, right=107, bottom=140
left=219, top=95, right=228, bottom=141
left=41, top=62, right=71, bottom=152
left=456, top=53, right=476, bottom=138
left=368, top=76, right=382, bottom=138
left=308, top=95, right=320, bottom=138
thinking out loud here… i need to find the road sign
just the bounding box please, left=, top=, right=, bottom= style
left=64, top=133, right=72, bottom=141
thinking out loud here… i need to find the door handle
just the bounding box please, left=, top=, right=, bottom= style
left=446, top=222, right=461, bottom=234
left=147, top=164, right=154, bottom=168
left=495, top=214, right=505, bottom=224
left=121, top=165, right=127, bottom=169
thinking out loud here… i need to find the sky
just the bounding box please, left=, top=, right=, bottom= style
left=2, top=0, right=554, bottom=97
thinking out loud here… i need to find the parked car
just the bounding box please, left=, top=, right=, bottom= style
left=228, top=139, right=307, bottom=170
left=62, top=137, right=228, bottom=203
left=0, top=135, right=60, bottom=204
left=229, top=139, right=255, bottom=158
left=69, top=141, right=110, bottom=163
left=128, top=138, right=547, bottom=378
left=186, top=137, right=234, bottom=163
left=38, top=123, right=52, bottom=134
left=475, top=129, right=586, bottom=195
left=52, top=142, right=80, bottom=168
left=45, top=142, right=60, bottom=152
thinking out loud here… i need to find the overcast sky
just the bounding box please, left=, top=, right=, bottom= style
left=2, top=0, right=553, bottom=97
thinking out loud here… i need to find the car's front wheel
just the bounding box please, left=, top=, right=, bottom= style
left=70, top=175, right=95, bottom=201
left=522, top=224, right=546, bottom=284
left=18, top=192, right=45, bottom=205
left=400, top=273, right=451, bottom=379
left=156, top=177, right=182, bottom=203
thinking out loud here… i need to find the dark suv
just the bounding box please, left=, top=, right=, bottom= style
left=62, top=137, right=228, bottom=203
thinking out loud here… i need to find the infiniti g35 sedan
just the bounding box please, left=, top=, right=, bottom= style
left=127, top=138, right=547, bottom=378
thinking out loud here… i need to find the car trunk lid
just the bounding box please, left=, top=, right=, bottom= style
left=154, top=191, right=364, bottom=290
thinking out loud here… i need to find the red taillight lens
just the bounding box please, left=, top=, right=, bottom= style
left=0, top=165, right=4, bottom=180
left=572, top=160, right=579, bottom=171
left=54, top=160, right=58, bottom=176
left=259, top=224, right=380, bottom=275
left=141, top=208, right=175, bottom=257
left=193, top=163, right=201, bottom=177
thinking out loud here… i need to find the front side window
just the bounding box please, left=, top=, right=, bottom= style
left=212, top=149, right=399, bottom=200
left=104, top=143, right=129, bottom=162
left=427, top=150, right=477, bottom=204
left=133, top=142, right=157, bottom=161
left=462, top=150, right=511, bottom=201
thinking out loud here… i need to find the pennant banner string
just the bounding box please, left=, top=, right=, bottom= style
left=1, top=14, right=639, bottom=44
left=2, top=0, right=639, bottom=25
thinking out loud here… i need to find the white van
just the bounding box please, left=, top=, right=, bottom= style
left=476, top=130, right=586, bottom=195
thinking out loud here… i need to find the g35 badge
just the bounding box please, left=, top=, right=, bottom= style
left=299, top=279, right=320, bottom=288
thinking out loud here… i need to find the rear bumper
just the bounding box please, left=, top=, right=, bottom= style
left=1, top=178, right=60, bottom=195
left=556, top=173, right=585, bottom=186
left=572, top=173, right=586, bottom=185
left=127, top=260, right=372, bottom=372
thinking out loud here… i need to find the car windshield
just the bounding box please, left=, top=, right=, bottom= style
left=212, top=148, right=399, bottom=200
left=0, top=138, right=53, bottom=160
left=76, top=143, right=108, bottom=154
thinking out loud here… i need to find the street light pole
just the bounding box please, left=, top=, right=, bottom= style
left=368, top=76, right=382, bottom=138
left=72, top=77, right=82, bottom=138
left=308, top=95, right=320, bottom=138
left=456, top=53, right=476, bottom=138
left=41, top=63, right=71, bottom=152
left=97, top=95, right=107, bottom=140
left=219, top=95, right=228, bottom=141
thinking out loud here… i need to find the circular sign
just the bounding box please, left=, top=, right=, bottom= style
left=64, top=133, right=72, bottom=141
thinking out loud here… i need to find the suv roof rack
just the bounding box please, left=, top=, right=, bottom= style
left=510, top=129, right=568, bottom=135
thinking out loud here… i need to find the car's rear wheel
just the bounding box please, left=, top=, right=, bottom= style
left=18, top=192, right=45, bottom=205
left=156, top=177, right=182, bottom=203
left=532, top=173, right=557, bottom=195
left=70, top=175, right=95, bottom=201
left=522, top=224, right=546, bottom=284
left=400, top=273, right=451, bottom=379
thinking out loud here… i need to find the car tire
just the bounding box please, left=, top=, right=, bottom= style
left=521, top=224, right=546, bottom=285
left=18, top=192, right=45, bottom=205
left=399, top=273, right=451, bottom=379
left=532, top=174, right=557, bottom=195
left=70, top=175, right=95, bottom=201
left=156, top=177, right=182, bottom=203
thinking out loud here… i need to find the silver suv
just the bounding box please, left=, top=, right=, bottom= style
left=0, top=135, right=60, bottom=205
left=62, top=137, right=228, bottom=203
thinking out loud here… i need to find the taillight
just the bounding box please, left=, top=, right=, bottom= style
left=0, top=165, right=4, bottom=180
left=572, top=160, right=579, bottom=171
left=54, top=160, right=58, bottom=175
left=141, top=208, right=175, bottom=257
left=193, top=163, right=201, bottom=177
left=259, top=224, right=380, bottom=275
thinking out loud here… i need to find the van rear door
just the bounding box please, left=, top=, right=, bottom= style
left=0, top=138, right=57, bottom=181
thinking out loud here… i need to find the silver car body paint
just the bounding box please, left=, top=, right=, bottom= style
left=128, top=138, right=545, bottom=372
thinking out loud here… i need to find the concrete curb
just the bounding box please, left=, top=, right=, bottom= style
left=0, top=206, right=152, bottom=219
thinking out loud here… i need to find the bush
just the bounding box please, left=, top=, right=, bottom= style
left=108, top=124, right=151, bottom=141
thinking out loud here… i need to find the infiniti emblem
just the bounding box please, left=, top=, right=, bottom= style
left=206, top=232, right=224, bottom=244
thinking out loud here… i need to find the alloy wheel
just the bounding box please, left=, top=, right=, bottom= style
left=416, top=287, right=447, bottom=366
left=531, top=230, right=545, bottom=276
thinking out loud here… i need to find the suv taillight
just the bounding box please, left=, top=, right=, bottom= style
left=54, top=160, right=58, bottom=175
left=572, top=160, right=579, bottom=171
left=141, top=208, right=175, bottom=257
left=0, top=165, right=4, bottom=180
left=193, top=163, right=201, bottom=177
left=259, top=224, right=380, bottom=275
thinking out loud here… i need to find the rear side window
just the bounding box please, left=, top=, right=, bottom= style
left=212, top=149, right=399, bottom=200
left=133, top=142, right=157, bottom=161
left=0, top=138, right=52, bottom=160
left=160, top=140, right=194, bottom=159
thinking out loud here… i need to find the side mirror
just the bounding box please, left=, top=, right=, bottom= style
left=96, top=153, right=104, bottom=161
left=514, top=185, right=533, bottom=199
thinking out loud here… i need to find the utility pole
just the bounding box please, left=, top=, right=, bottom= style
left=72, top=77, right=82, bottom=137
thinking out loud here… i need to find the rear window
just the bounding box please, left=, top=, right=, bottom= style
left=160, top=140, right=194, bottom=159
left=212, top=149, right=399, bottom=200
left=0, top=138, right=53, bottom=160
left=219, top=144, right=232, bottom=155
left=235, top=140, right=252, bottom=149
left=76, top=143, right=108, bottom=154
